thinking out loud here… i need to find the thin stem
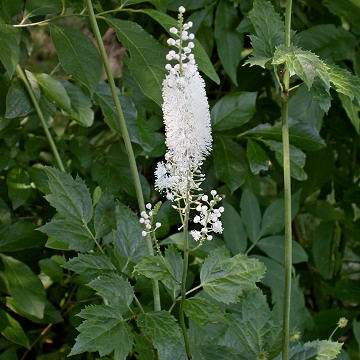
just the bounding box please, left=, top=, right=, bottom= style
left=85, top=0, right=161, bottom=311
left=179, top=183, right=192, bottom=359
left=282, top=1, right=293, bottom=359
left=16, top=65, right=65, bottom=172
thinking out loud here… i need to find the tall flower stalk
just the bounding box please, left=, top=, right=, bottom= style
left=149, top=7, right=223, bottom=359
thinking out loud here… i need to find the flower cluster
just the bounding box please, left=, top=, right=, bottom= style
left=191, top=190, right=224, bottom=242
left=139, top=203, right=161, bottom=237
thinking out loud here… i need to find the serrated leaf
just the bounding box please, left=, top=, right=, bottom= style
left=137, top=311, right=185, bottom=360
left=69, top=305, right=133, bottom=357
left=50, top=25, right=102, bottom=93
left=211, top=92, right=257, bottom=131
left=106, top=18, right=167, bottom=106
left=0, top=24, right=20, bottom=77
left=139, top=9, right=220, bottom=84
left=133, top=255, right=173, bottom=281
left=5, top=80, right=33, bottom=119
left=200, top=249, right=265, bottom=303
left=0, top=254, right=46, bottom=319
left=39, top=216, right=94, bottom=252
left=222, top=201, right=247, bottom=255
left=184, top=296, right=226, bottom=326
left=44, top=167, right=93, bottom=223
left=63, top=254, right=115, bottom=279
left=246, top=139, right=269, bottom=174
left=161, top=246, right=183, bottom=298
left=33, top=73, right=71, bottom=112
left=88, top=273, right=134, bottom=312
left=93, top=193, right=117, bottom=238
left=214, top=0, right=242, bottom=85
left=0, top=308, right=30, bottom=348
left=338, top=93, right=360, bottom=133
left=213, top=137, right=248, bottom=193
left=240, top=189, right=261, bottom=243
left=246, top=0, right=284, bottom=67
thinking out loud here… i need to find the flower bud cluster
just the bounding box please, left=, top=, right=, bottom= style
left=190, top=190, right=224, bottom=242
left=139, top=203, right=161, bottom=237
left=165, top=6, right=195, bottom=75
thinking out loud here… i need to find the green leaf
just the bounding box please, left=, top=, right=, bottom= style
left=33, top=73, right=71, bottom=112
left=214, top=0, right=242, bottom=85
left=93, top=193, right=117, bottom=238
left=200, top=249, right=265, bottom=303
left=246, top=0, right=284, bottom=67
left=240, top=189, right=261, bottom=243
left=161, top=246, right=183, bottom=298
left=0, top=254, right=46, bottom=319
left=62, top=80, right=94, bottom=127
left=44, top=167, right=93, bottom=223
left=246, top=139, right=269, bottom=174
left=297, top=24, right=356, bottom=62
left=0, top=349, right=18, bottom=360
left=338, top=93, right=360, bottom=133
left=0, top=24, right=20, bottom=77
left=39, top=257, right=64, bottom=283
left=39, top=216, right=94, bottom=252
left=137, top=311, right=185, bottom=360
left=24, top=0, right=61, bottom=17
left=5, top=80, right=33, bottom=119
left=184, top=296, right=226, bottom=326
left=63, top=253, right=116, bottom=279
left=133, top=255, right=173, bottom=281
left=139, top=9, right=220, bottom=84
left=213, top=137, right=248, bottom=193
left=222, top=201, right=247, bottom=255
left=6, top=167, right=33, bottom=209
left=211, top=92, right=257, bottom=131
left=106, top=18, right=167, bottom=106
left=0, top=308, right=30, bottom=348
left=257, top=236, right=308, bottom=264
left=88, top=273, right=134, bottom=312
left=69, top=305, right=133, bottom=358
left=50, top=25, right=102, bottom=93
left=263, top=140, right=307, bottom=181
left=354, top=320, right=360, bottom=352
left=326, top=0, right=360, bottom=35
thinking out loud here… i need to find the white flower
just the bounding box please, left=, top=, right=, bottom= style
left=212, top=220, right=223, bottom=233
left=191, top=230, right=201, bottom=241
left=178, top=5, right=186, bottom=13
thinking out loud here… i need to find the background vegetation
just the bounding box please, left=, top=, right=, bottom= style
left=0, top=0, right=360, bottom=359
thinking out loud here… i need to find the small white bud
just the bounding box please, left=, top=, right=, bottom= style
left=194, top=215, right=201, bottom=223
left=211, top=190, right=217, bottom=196
left=146, top=203, right=152, bottom=210
left=140, top=211, right=147, bottom=218
left=155, top=222, right=161, bottom=228
left=196, top=205, right=202, bottom=212
left=219, top=206, right=224, bottom=213
left=169, top=27, right=178, bottom=34
left=146, top=223, right=152, bottom=230
left=141, top=230, right=147, bottom=237
left=178, top=6, right=186, bottom=13
left=187, top=21, right=193, bottom=28
left=207, top=235, right=213, bottom=241
left=188, top=33, right=195, bottom=40
left=201, top=195, right=208, bottom=201
left=167, top=38, right=176, bottom=46
left=139, top=218, right=145, bottom=223
left=188, top=42, right=195, bottom=49
left=165, top=64, right=172, bottom=71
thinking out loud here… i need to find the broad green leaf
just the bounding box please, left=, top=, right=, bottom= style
left=333, top=279, right=360, bottom=303
left=62, top=80, right=94, bottom=127
left=88, top=273, right=134, bottom=312
left=0, top=349, right=18, bottom=360
left=0, top=24, right=20, bottom=77
left=200, top=249, right=265, bottom=303
left=246, top=0, right=284, bottom=67
left=0, top=308, right=30, bottom=348
left=246, top=120, right=326, bottom=151
left=240, top=189, right=261, bottom=243
left=63, top=254, right=116, bottom=279
left=133, top=255, right=173, bottom=281
left=326, top=0, right=360, bottom=35
left=139, top=9, right=220, bottom=84
left=297, top=24, right=356, bottom=62
left=246, top=139, right=269, bottom=174
left=106, top=18, right=167, bottom=106
left=39, top=217, right=94, bottom=253
left=214, top=0, right=242, bottom=85
left=137, top=311, right=185, bottom=360
left=257, top=236, right=308, bottom=264
left=263, top=140, right=307, bottom=181
left=33, top=73, right=71, bottom=112
left=24, top=0, right=61, bottom=17
left=0, top=254, right=46, bottom=319
left=211, top=92, right=257, bottom=131
left=5, top=80, right=33, bottom=119
left=39, top=257, right=64, bottom=283
left=225, top=289, right=282, bottom=359
left=6, top=167, right=33, bottom=209
left=93, top=193, right=117, bottom=238
left=69, top=305, right=133, bottom=358
left=213, top=137, right=248, bottom=193
left=222, top=201, right=247, bottom=255
left=93, top=82, right=139, bottom=139
left=161, top=246, right=183, bottom=298
left=44, top=167, right=93, bottom=223
left=305, top=200, right=343, bottom=221
left=50, top=25, right=102, bottom=93
left=132, top=333, right=155, bottom=360
left=184, top=296, right=226, bottom=326
left=338, top=93, right=360, bottom=133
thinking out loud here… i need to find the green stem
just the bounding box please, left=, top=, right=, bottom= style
left=179, top=184, right=192, bottom=359
left=15, top=65, right=65, bottom=172
left=282, top=1, right=293, bottom=359
left=84, top=0, right=161, bottom=311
